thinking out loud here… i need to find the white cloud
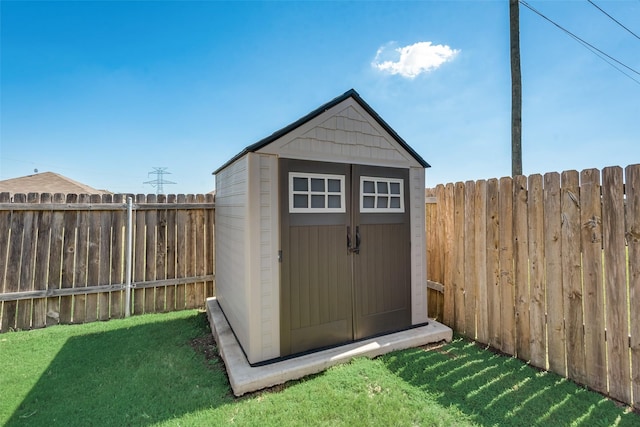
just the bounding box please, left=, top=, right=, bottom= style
left=372, top=41, right=460, bottom=78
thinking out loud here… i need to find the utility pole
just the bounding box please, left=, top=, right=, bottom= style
left=144, top=167, right=176, bottom=194
left=510, top=0, right=523, bottom=176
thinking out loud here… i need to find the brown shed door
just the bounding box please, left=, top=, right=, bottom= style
left=280, top=159, right=411, bottom=357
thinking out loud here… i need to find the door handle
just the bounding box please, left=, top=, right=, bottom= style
left=347, top=226, right=352, bottom=250
left=354, top=226, right=361, bottom=254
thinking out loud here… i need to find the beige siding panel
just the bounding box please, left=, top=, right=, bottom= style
left=215, top=155, right=251, bottom=356
left=258, top=154, right=280, bottom=360
left=410, top=167, right=428, bottom=324
left=255, top=98, right=422, bottom=169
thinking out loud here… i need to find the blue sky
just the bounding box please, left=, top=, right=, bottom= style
left=1, top=1, right=638, bottom=194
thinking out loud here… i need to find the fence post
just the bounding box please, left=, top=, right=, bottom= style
left=125, top=196, right=133, bottom=317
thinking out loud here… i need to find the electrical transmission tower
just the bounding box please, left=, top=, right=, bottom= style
left=144, top=167, right=176, bottom=194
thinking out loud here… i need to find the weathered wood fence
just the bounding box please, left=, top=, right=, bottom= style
left=425, top=164, right=639, bottom=409
left=0, top=193, right=215, bottom=332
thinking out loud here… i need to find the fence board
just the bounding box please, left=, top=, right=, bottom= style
left=32, top=194, right=52, bottom=329
left=155, top=195, right=168, bottom=312
left=626, top=164, right=640, bottom=410
left=194, top=194, right=206, bottom=307
left=176, top=194, right=187, bottom=310
left=98, top=194, right=112, bottom=320
left=486, top=178, right=501, bottom=349
left=464, top=181, right=477, bottom=338
left=144, top=194, right=158, bottom=313
left=580, top=168, right=607, bottom=394
left=205, top=193, right=216, bottom=301
left=425, top=188, right=439, bottom=319
left=560, top=171, right=586, bottom=384
left=0, top=193, right=11, bottom=330
left=602, top=166, right=631, bottom=403
left=453, top=182, right=466, bottom=334
left=85, top=194, right=102, bottom=323
left=133, top=194, right=146, bottom=315
left=17, top=193, right=37, bottom=330
left=528, top=174, right=546, bottom=369
left=165, top=194, right=177, bottom=312
left=499, top=176, right=515, bottom=355
left=442, top=184, right=455, bottom=326
left=110, top=194, right=126, bottom=319
left=513, top=175, right=530, bottom=361
left=5, top=193, right=27, bottom=330
left=47, top=193, right=65, bottom=326
left=544, top=172, right=566, bottom=376
left=73, top=194, right=90, bottom=323
left=475, top=180, right=488, bottom=344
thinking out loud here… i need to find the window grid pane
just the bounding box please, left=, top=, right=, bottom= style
left=360, top=176, right=404, bottom=213
left=290, top=172, right=345, bottom=213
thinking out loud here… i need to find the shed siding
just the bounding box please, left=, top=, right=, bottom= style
left=215, top=155, right=251, bottom=354
left=410, top=167, right=429, bottom=324
left=256, top=99, right=421, bottom=169
left=258, top=154, right=280, bottom=360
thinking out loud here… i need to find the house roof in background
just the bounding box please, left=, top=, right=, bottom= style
left=0, top=171, right=111, bottom=196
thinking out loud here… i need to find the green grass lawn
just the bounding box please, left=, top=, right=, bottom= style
left=1, top=311, right=637, bottom=427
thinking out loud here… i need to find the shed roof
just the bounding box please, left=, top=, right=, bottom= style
left=214, top=89, right=429, bottom=174
left=0, top=171, right=112, bottom=196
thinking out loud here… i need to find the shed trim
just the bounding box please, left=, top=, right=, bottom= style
left=213, top=89, right=430, bottom=175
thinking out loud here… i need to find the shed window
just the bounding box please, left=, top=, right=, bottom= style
left=360, top=176, right=404, bottom=213
left=289, top=172, right=346, bottom=213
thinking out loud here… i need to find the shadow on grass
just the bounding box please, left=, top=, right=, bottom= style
left=6, top=313, right=231, bottom=427
left=381, top=337, right=639, bottom=427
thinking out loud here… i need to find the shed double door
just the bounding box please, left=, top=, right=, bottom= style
left=280, top=159, right=411, bottom=356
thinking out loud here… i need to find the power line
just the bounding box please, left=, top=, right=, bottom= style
left=520, top=1, right=640, bottom=86
left=587, top=0, right=640, bottom=41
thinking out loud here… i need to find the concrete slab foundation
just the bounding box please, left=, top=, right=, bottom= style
left=206, top=297, right=453, bottom=396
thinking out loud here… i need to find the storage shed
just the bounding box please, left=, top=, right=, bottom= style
left=214, top=89, right=431, bottom=365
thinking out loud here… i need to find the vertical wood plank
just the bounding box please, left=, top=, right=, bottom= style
left=486, top=178, right=501, bottom=349
left=205, top=193, right=215, bottom=299
left=425, top=188, right=439, bottom=319
left=602, top=166, right=631, bottom=404
left=32, top=193, right=52, bottom=329
left=155, top=195, right=168, bottom=312
left=441, top=183, right=455, bottom=327
left=165, top=194, right=177, bottom=311
left=85, top=194, right=101, bottom=323
left=194, top=194, right=206, bottom=307
left=16, top=193, right=38, bottom=330
left=625, top=164, right=640, bottom=410
left=464, top=181, right=477, bottom=338
left=133, top=194, right=146, bottom=315
left=474, top=180, right=488, bottom=345
left=185, top=194, right=197, bottom=309
left=561, top=170, right=587, bottom=384
left=499, top=176, right=515, bottom=355
left=0, top=192, right=10, bottom=332
left=110, top=194, right=125, bottom=319
left=580, top=169, right=607, bottom=393
left=2, top=193, right=21, bottom=331
left=453, top=182, right=466, bottom=334
left=513, top=175, right=530, bottom=361
left=528, top=174, right=547, bottom=370
left=144, top=194, right=158, bottom=313
left=46, top=193, right=65, bottom=326
left=544, top=172, right=566, bottom=376
left=60, top=193, right=78, bottom=325
left=98, top=194, right=112, bottom=320
left=72, top=194, right=90, bottom=323
left=175, top=194, right=187, bottom=310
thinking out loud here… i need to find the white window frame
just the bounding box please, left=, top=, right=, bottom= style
left=360, top=176, right=404, bottom=213
left=289, top=172, right=346, bottom=213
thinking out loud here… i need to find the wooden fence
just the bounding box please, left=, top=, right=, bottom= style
left=425, top=164, right=639, bottom=409
left=0, top=193, right=215, bottom=332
